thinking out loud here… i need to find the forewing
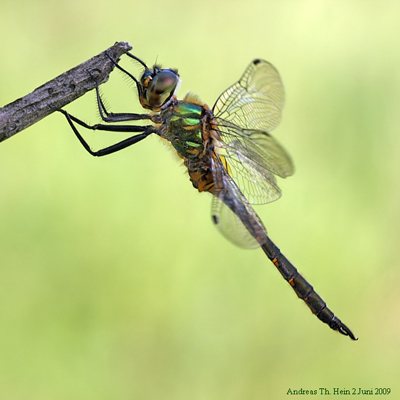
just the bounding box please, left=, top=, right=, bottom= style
left=212, top=59, right=284, bottom=132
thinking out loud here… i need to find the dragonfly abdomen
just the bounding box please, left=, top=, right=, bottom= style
left=261, top=236, right=357, bottom=340
left=185, top=159, right=215, bottom=193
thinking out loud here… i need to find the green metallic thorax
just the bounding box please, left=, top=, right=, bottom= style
left=159, top=100, right=205, bottom=159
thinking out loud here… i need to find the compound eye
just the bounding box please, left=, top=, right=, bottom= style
left=146, top=69, right=179, bottom=108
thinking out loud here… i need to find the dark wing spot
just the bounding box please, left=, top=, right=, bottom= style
left=212, top=215, right=219, bottom=224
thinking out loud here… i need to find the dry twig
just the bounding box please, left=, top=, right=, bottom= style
left=0, top=41, right=132, bottom=143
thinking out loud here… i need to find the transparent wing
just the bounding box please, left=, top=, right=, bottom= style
left=210, top=150, right=267, bottom=249
left=211, top=195, right=260, bottom=249
left=212, top=59, right=284, bottom=132
left=208, top=59, right=291, bottom=245
left=214, top=119, right=294, bottom=205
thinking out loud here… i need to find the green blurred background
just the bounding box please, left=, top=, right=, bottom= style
left=0, top=1, right=399, bottom=399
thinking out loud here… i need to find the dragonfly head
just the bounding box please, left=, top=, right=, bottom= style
left=140, top=66, right=180, bottom=111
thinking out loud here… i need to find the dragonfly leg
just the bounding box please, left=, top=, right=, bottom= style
left=124, top=51, right=148, bottom=68
left=86, top=68, right=153, bottom=123
left=105, top=51, right=146, bottom=104
left=58, top=109, right=155, bottom=157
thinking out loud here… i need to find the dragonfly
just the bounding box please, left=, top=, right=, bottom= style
left=58, top=51, right=357, bottom=340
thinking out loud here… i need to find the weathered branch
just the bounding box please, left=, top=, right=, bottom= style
left=0, top=41, right=132, bottom=143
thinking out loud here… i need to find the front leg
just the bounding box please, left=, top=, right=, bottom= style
left=87, top=69, right=154, bottom=123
